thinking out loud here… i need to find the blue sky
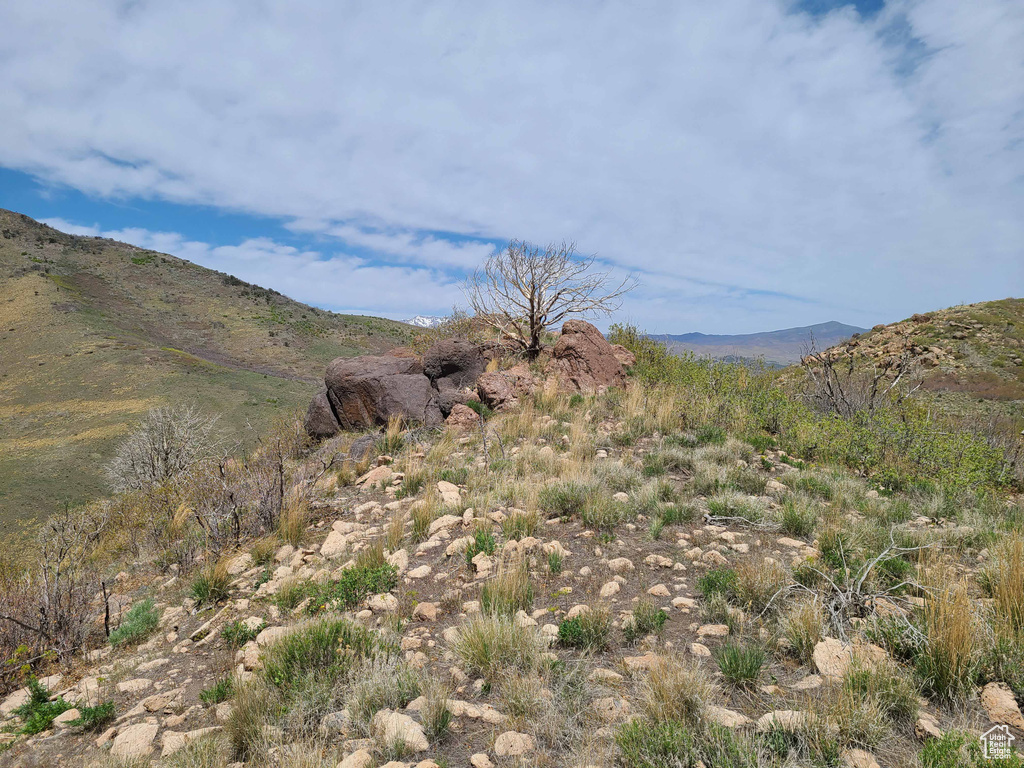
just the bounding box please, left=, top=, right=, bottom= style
left=0, top=0, right=1020, bottom=333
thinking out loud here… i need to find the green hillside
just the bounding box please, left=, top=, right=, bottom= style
left=0, top=209, right=413, bottom=529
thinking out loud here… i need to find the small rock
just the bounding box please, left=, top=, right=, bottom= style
left=494, top=730, right=535, bottom=757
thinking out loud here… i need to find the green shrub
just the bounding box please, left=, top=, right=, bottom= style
left=921, top=729, right=1023, bottom=768
left=624, top=599, right=668, bottom=643
left=539, top=480, right=593, bottom=518
left=438, top=466, right=469, bottom=485
left=12, top=678, right=73, bottom=735
left=200, top=676, right=234, bottom=704
left=464, top=526, right=497, bottom=565
left=779, top=496, right=817, bottom=538
left=557, top=607, right=613, bottom=650
left=697, top=568, right=738, bottom=599
left=261, top=617, right=382, bottom=689
left=108, top=598, right=160, bottom=646
left=67, top=701, right=116, bottom=731
left=304, top=562, right=398, bottom=613
left=222, top=619, right=266, bottom=647
left=547, top=549, right=563, bottom=575
left=615, top=719, right=696, bottom=768
left=465, top=399, right=493, bottom=419
left=713, top=643, right=765, bottom=687
left=502, top=510, right=538, bottom=540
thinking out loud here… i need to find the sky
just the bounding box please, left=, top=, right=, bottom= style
left=0, top=0, right=1021, bottom=334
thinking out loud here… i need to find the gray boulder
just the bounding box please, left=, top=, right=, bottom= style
left=324, top=355, right=443, bottom=431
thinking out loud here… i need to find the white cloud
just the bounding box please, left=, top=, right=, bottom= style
left=40, top=218, right=463, bottom=317
left=6, top=0, right=1024, bottom=332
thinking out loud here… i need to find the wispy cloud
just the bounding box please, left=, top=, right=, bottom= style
left=6, top=0, right=1023, bottom=332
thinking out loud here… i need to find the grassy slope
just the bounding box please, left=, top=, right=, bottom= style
left=825, top=298, right=1024, bottom=419
left=0, top=209, right=413, bottom=528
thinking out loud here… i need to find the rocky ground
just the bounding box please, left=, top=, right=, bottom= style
left=2, top=385, right=1023, bottom=768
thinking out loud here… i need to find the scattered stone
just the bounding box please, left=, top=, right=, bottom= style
left=372, top=709, right=429, bottom=753
left=981, top=682, right=1024, bottom=729
left=470, top=754, right=495, bottom=768
left=706, top=705, right=751, bottom=729
left=842, top=749, right=881, bottom=768
left=111, top=722, right=159, bottom=759
left=52, top=708, right=81, bottom=728
left=697, top=624, right=730, bottom=637
left=338, top=749, right=374, bottom=768
left=647, top=584, right=670, bottom=597
left=689, top=643, right=712, bottom=657
left=600, top=581, right=620, bottom=598
left=915, top=712, right=943, bottom=740
left=592, top=696, right=631, bottom=723
left=117, top=678, right=153, bottom=694
left=494, top=730, right=536, bottom=757
left=161, top=727, right=223, bottom=757
left=607, top=557, right=634, bottom=573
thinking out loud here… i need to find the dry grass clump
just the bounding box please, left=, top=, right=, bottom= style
left=385, top=509, right=407, bottom=551
left=780, top=597, right=825, bottom=662
left=162, top=732, right=231, bottom=768
left=501, top=508, right=539, bottom=540
left=346, top=656, right=421, bottom=734
left=418, top=674, right=454, bottom=742
left=638, top=654, right=717, bottom=724
left=480, top=556, right=534, bottom=616
left=278, top=492, right=308, bottom=547
left=918, top=574, right=982, bottom=701
left=449, top=612, right=544, bottom=681
left=733, top=559, right=790, bottom=613
left=986, top=532, right=1024, bottom=632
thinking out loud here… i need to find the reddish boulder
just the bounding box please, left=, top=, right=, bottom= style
left=476, top=364, right=536, bottom=411
left=546, top=320, right=627, bottom=391
left=324, top=355, right=443, bottom=430
left=445, top=403, right=480, bottom=430
left=611, top=344, right=636, bottom=368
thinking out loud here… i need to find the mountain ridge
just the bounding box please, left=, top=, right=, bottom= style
left=0, top=208, right=415, bottom=526
left=653, top=320, right=867, bottom=365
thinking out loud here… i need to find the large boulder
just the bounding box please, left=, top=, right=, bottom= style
left=477, top=364, right=536, bottom=411
left=303, top=388, right=341, bottom=439
left=423, top=339, right=485, bottom=391
left=324, top=355, right=443, bottom=431
left=546, top=320, right=626, bottom=391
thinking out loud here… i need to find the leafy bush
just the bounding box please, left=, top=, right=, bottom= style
left=261, top=617, right=381, bottom=689
left=12, top=677, right=73, bottom=735
left=464, top=525, right=497, bottom=566
left=304, top=561, right=398, bottom=613
left=67, top=701, right=116, bottom=731
left=108, top=598, right=160, bottom=646
left=557, top=606, right=613, bottom=650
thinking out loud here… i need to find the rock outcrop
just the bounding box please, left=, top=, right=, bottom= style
left=545, top=320, right=627, bottom=391
left=305, top=321, right=628, bottom=437
left=324, top=354, right=443, bottom=431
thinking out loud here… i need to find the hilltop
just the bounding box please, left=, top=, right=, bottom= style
left=0, top=209, right=413, bottom=528
left=822, top=299, right=1024, bottom=417
left=655, top=321, right=866, bottom=367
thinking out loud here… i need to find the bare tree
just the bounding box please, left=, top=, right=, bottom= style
left=105, top=404, right=220, bottom=493
left=463, top=240, right=637, bottom=359
left=801, top=335, right=921, bottom=419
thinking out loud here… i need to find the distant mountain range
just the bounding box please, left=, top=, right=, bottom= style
left=653, top=321, right=867, bottom=366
